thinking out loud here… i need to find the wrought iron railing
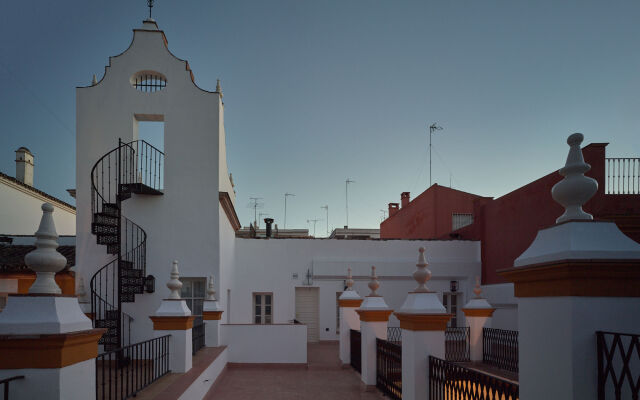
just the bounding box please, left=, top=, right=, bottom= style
left=376, top=338, right=402, bottom=400
left=597, top=330, right=640, bottom=400
left=0, top=375, right=24, bottom=400
left=445, top=326, right=470, bottom=362
left=483, top=328, right=519, bottom=373
left=95, top=335, right=170, bottom=400
left=350, top=329, right=361, bottom=373
left=192, top=318, right=206, bottom=355
left=429, top=356, right=518, bottom=400
left=606, top=157, right=640, bottom=194
left=387, top=326, right=402, bottom=344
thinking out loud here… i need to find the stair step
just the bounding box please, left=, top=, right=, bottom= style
left=120, top=276, right=144, bottom=286
left=102, top=203, right=119, bottom=216
left=105, top=310, right=120, bottom=320
left=120, top=293, right=135, bottom=303
left=121, top=284, right=144, bottom=295
left=120, top=268, right=143, bottom=279
left=97, top=234, right=119, bottom=245
left=120, top=183, right=163, bottom=196
left=94, top=213, right=118, bottom=226
left=107, top=244, right=120, bottom=255
left=95, top=319, right=117, bottom=329
left=119, top=260, right=134, bottom=269
left=91, top=223, right=119, bottom=236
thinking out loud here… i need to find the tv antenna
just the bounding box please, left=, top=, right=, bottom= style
left=380, top=209, right=387, bottom=221
left=258, top=212, right=270, bottom=228
left=147, top=0, right=154, bottom=19
left=321, top=205, right=329, bottom=237
left=307, top=219, right=322, bottom=237
left=345, top=179, right=355, bottom=227
left=284, top=193, right=295, bottom=229
left=429, top=123, right=443, bottom=187
left=248, top=197, right=264, bottom=228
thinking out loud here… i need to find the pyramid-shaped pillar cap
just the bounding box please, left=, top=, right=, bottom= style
left=396, top=247, right=446, bottom=314
left=339, top=267, right=362, bottom=301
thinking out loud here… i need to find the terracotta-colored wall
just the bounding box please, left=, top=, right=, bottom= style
left=380, top=185, right=488, bottom=239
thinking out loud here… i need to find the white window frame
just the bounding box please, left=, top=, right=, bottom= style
left=179, top=277, right=206, bottom=318
left=452, top=213, right=474, bottom=231
left=253, top=292, right=273, bottom=324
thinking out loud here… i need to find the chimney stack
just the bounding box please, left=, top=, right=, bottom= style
left=15, top=147, right=34, bottom=186
left=388, top=203, right=399, bottom=217
left=264, top=218, right=274, bottom=238
left=401, top=192, right=410, bottom=208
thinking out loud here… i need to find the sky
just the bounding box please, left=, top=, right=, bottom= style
left=1, top=1, right=639, bottom=235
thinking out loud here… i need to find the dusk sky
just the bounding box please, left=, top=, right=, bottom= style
left=1, top=1, right=638, bottom=234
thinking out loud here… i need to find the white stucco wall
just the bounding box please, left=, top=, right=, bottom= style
left=233, top=238, right=481, bottom=341
left=481, top=282, right=518, bottom=330
left=218, top=206, right=236, bottom=324
left=0, top=180, right=75, bottom=235
left=75, top=20, right=228, bottom=344
left=220, top=324, right=307, bottom=363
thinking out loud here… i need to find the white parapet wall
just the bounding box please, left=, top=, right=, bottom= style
left=220, top=324, right=307, bottom=363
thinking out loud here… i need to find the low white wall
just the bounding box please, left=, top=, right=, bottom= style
left=177, top=347, right=228, bottom=400
left=220, top=324, right=307, bottom=363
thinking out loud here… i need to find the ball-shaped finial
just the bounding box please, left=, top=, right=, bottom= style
left=345, top=267, right=354, bottom=290
left=412, top=247, right=432, bottom=292
left=206, top=275, right=217, bottom=301
left=367, top=266, right=380, bottom=296
left=473, top=276, right=482, bottom=298
left=167, top=260, right=183, bottom=299
left=551, top=133, right=598, bottom=223
left=25, top=203, right=67, bottom=294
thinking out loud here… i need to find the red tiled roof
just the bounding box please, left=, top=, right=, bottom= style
left=0, top=245, right=75, bottom=273
left=0, top=171, right=76, bottom=210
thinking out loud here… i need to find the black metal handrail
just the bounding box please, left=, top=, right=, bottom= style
left=350, top=329, right=361, bottom=373
left=1, top=375, right=24, bottom=400
left=192, top=318, right=206, bottom=355
left=606, top=157, right=640, bottom=194
left=597, top=330, right=640, bottom=400
left=483, top=327, right=519, bottom=373
left=387, top=327, right=402, bottom=344
left=95, top=335, right=170, bottom=400
left=376, top=338, right=402, bottom=400
left=429, top=356, right=519, bottom=400
left=445, top=326, right=470, bottom=362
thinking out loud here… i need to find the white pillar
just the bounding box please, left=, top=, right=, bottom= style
left=501, top=133, right=640, bottom=400
left=356, top=266, right=393, bottom=388
left=395, top=247, right=452, bottom=400
left=203, top=275, right=224, bottom=347
left=338, top=267, right=362, bottom=365
left=149, top=261, right=194, bottom=373
left=462, top=277, right=495, bottom=362
left=0, top=203, right=103, bottom=400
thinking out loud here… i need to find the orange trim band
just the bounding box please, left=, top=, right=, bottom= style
left=338, top=299, right=363, bottom=308
left=462, top=308, right=495, bottom=317
left=149, top=316, right=195, bottom=330
left=203, top=311, right=224, bottom=320
left=0, top=328, right=105, bottom=369
left=356, top=309, right=393, bottom=322
left=394, top=313, right=452, bottom=331
left=499, top=260, right=640, bottom=298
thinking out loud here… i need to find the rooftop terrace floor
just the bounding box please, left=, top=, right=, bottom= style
left=204, top=341, right=384, bottom=399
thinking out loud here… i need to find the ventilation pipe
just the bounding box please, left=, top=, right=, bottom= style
left=264, top=218, right=274, bottom=238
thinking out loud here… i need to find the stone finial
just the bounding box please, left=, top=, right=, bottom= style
left=206, top=275, right=217, bottom=301
left=92, top=74, right=97, bottom=85
left=167, top=260, right=183, bottom=300
left=367, top=266, right=380, bottom=296
left=25, top=203, right=67, bottom=294
left=345, top=267, right=354, bottom=290
left=473, top=276, right=482, bottom=298
left=413, top=247, right=432, bottom=292
left=551, top=133, right=598, bottom=224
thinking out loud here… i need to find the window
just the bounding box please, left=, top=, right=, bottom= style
left=180, top=278, right=206, bottom=317
left=0, top=293, right=7, bottom=312
left=452, top=213, right=473, bottom=231
left=443, top=292, right=460, bottom=327
left=253, top=292, right=273, bottom=324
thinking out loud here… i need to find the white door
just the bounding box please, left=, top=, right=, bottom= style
left=295, top=287, right=319, bottom=342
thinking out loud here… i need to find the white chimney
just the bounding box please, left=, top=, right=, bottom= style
left=15, top=147, right=34, bottom=186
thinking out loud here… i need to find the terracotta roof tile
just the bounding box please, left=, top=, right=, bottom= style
left=0, top=245, right=75, bottom=273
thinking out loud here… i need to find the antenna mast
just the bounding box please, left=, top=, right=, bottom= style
left=429, top=123, right=443, bottom=187
left=248, top=197, right=263, bottom=228
left=321, top=205, right=329, bottom=237
left=345, top=179, right=355, bottom=228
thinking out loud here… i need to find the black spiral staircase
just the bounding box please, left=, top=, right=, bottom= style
left=90, top=139, right=164, bottom=351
